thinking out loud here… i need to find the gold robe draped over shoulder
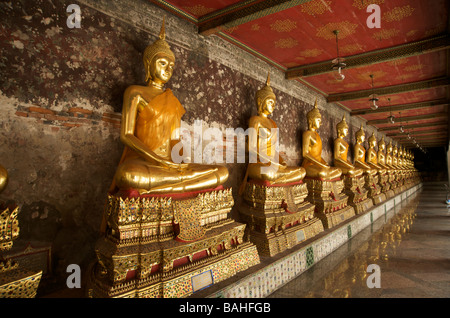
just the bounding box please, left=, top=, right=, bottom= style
left=125, top=89, right=184, bottom=163
left=110, top=89, right=185, bottom=192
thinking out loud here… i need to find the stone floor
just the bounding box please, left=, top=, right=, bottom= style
left=268, top=182, right=450, bottom=298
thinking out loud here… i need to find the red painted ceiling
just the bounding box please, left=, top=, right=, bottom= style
left=151, top=0, right=449, bottom=148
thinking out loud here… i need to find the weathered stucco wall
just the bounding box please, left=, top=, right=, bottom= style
left=0, top=0, right=390, bottom=295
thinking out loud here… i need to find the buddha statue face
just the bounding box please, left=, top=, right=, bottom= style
left=355, top=126, right=365, bottom=144
left=340, top=126, right=348, bottom=138
left=379, top=141, right=385, bottom=151
left=310, top=114, right=322, bottom=130
left=307, top=100, right=321, bottom=131
left=368, top=135, right=376, bottom=148
left=258, top=97, right=275, bottom=116
left=146, top=53, right=175, bottom=87
left=336, top=116, right=348, bottom=138
left=151, top=54, right=174, bottom=84
left=393, top=147, right=398, bottom=156
left=357, top=134, right=365, bottom=144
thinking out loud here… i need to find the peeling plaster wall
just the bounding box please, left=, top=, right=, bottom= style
left=0, top=0, right=391, bottom=295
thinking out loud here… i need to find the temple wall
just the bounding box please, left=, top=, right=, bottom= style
left=0, top=0, right=392, bottom=294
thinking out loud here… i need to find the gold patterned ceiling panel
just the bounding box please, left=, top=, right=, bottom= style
left=151, top=0, right=449, bottom=148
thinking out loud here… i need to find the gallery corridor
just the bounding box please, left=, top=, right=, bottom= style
left=267, top=182, right=450, bottom=298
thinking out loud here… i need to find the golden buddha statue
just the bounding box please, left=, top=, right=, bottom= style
left=398, top=147, right=405, bottom=168
left=366, top=133, right=385, bottom=174
left=392, top=145, right=399, bottom=168
left=238, top=74, right=320, bottom=257
left=385, top=141, right=396, bottom=169
left=401, top=147, right=409, bottom=169
left=333, top=116, right=363, bottom=178
left=302, top=100, right=342, bottom=180
left=353, top=125, right=376, bottom=176
left=91, top=20, right=261, bottom=298
left=334, top=117, right=372, bottom=214
left=377, top=136, right=390, bottom=171
left=0, top=164, right=7, bottom=194
left=244, top=73, right=306, bottom=185
left=111, top=20, right=228, bottom=195
left=301, top=102, right=354, bottom=228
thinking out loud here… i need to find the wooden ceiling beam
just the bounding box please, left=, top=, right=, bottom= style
left=405, top=140, right=447, bottom=146
left=196, top=0, right=313, bottom=36
left=286, top=35, right=450, bottom=79
left=377, top=121, right=448, bottom=132
left=350, top=99, right=448, bottom=116
left=327, top=77, right=450, bottom=103
left=366, top=112, right=448, bottom=125
left=386, top=128, right=447, bottom=137
left=394, top=135, right=448, bottom=141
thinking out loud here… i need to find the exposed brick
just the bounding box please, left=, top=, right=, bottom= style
left=103, top=112, right=122, bottom=120
left=15, top=111, right=28, bottom=117
left=55, top=115, right=69, bottom=121
left=72, top=118, right=92, bottom=124
left=68, top=107, right=93, bottom=114
left=28, top=112, right=44, bottom=119
left=62, top=123, right=81, bottom=128
left=101, top=117, right=120, bottom=124
left=28, top=106, right=55, bottom=115
left=44, top=114, right=58, bottom=121
left=51, top=127, right=60, bottom=132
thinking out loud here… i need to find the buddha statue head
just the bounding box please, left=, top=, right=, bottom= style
left=387, top=141, right=393, bottom=153
left=307, top=99, right=321, bottom=131
left=355, top=124, right=365, bottom=144
left=256, top=72, right=276, bottom=117
left=368, top=133, right=377, bottom=148
left=378, top=136, right=386, bottom=151
left=143, top=18, right=175, bottom=87
left=393, top=145, right=398, bottom=156
left=336, top=115, right=349, bottom=138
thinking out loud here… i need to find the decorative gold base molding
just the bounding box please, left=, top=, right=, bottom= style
left=245, top=217, right=324, bottom=257
left=371, top=192, right=387, bottom=205
left=303, top=177, right=355, bottom=229
left=342, top=175, right=373, bottom=214
left=0, top=203, right=42, bottom=298
left=88, top=187, right=260, bottom=298
left=88, top=242, right=259, bottom=298
left=0, top=266, right=42, bottom=298
left=239, top=180, right=323, bottom=257
left=351, top=197, right=374, bottom=215
left=315, top=205, right=355, bottom=229
left=384, top=189, right=395, bottom=199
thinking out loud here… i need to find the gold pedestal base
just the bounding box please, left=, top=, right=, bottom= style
left=371, top=192, right=387, bottom=205
left=0, top=204, right=42, bottom=298
left=384, top=189, right=395, bottom=199
left=239, top=180, right=324, bottom=257
left=304, top=177, right=355, bottom=229
left=342, top=175, right=373, bottom=214
left=88, top=187, right=260, bottom=298
left=378, top=174, right=394, bottom=200
left=89, top=241, right=259, bottom=298
left=364, top=174, right=386, bottom=206
left=315, top=205, right=356, bottom=229
left=0, top=265, right=42, bottom=298
left=243, top=214, right=324, bottom=257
